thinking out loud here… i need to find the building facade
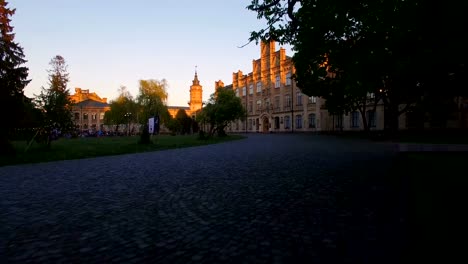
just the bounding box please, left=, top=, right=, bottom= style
left=70, top=88, right=110, bottom=133
left=218, top=41, right=384, bottom=133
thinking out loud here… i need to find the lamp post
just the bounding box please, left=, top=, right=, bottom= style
left=245, top=86, right=248, bottom=134
left=80, top=105, right=83, bottom=135
left=124, top=112, right=131, bottom=136
left=291, top=79, right=294, bottom=133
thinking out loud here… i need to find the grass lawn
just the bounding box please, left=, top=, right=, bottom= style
left=0, top=134, right=245, bottom=167
left=391, top=152, right=468, bottom=262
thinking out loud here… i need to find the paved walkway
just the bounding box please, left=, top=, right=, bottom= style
left=0, top=134, right=403, bottom=263
left=397, top=143, right=468, bottom=152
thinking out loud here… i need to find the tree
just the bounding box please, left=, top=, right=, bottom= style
left=197, top=88, right=245, bottom=137
left=175, top=109, right=192, bottom=135
left=136, top=79, right=169, bottom=144
left=104, top=86, right=137, bottom=134
left=35, top=55, right=73, bottom=147
left=165, top=116, right=182, bottom=135
left=0, top=0, right=30, bottom=155
left=247, top=0, right=468, bottom=134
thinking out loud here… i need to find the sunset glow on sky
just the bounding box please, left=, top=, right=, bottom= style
left=10, top=0, right=293, bottom=106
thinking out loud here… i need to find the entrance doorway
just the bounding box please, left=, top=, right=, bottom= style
left=262, top=116, right=269, bottom=133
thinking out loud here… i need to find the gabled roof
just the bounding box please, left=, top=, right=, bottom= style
left=75, top=99, right=109, bottom=108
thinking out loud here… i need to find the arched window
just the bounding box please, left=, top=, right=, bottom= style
left=308, top=113, right=316, bottom=128
left=284, top=116, right=290, bottom=129
left=286, top=72, right=292, bottom=85
left=351, top=111, right=360, bottom=128
left=366, top=110, right=376, bottom=127
left=256, top=82, right=262, bottom=93
left=296, top=114, right=302, bottom=129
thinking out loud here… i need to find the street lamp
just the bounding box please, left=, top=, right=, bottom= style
left=290, top=77, right=294, bottom=133
left=124, top=112, right=132, bottom=136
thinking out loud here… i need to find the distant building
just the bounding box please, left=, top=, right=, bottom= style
left=70, top=88, right=110, bottom=133
left=167, top=71, right=203, bottom=119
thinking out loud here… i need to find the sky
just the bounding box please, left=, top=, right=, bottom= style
left=9, top=0, right=293, bottom=107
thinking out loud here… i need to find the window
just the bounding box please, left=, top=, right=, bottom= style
left=335, top=115, right=343, bottom=128
left=100, top=112, right=105, bottom=120
left=274, top=116, right=280, bottom=129
left=256, top=100, right=262, bottom=111
left=285, top=94, right=291, bottom=107
left=92, top=114, right=97, bottom=120
left=296, top=115, right=303, bottom=129
left=308, top=96, right=317, bottom=104
left=248, top=101, right=253, bottom=112
left=83, top=124, right=88, bottom=129
left=74, top=112, right=80, bottom=120
left=274, top=96, right=280, bottom=110
left=367, top=92, right=375, bottom=99
left=275, top=75, right=280, bottom=88
left=242, top=86, right=246, bottom=96
left=265, top=98, right=270, bottom=110
left=248, top=119, right=253, bottom=130
left=296, top=92, right=303, bottom=106
left=351, top=111, right=360, bottom=128
left=256, top=82, right=262, bottom=93
left=366, top=110, right=376, bottom=127
left=83, top=113, right=88, bottom=120
left=249, top=84, right=254, bottom=95
left=284, top=116, right=290, bottom=129
left=286, top=72, right=292, bottom=85
left=308, top=113, right=316, bottom=128
left=242, top=120, right=246, bottom=130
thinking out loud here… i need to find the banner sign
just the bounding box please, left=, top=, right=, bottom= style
left=148, top=117, right=154, bottom=134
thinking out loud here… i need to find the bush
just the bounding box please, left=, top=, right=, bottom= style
left=197, top=130, right=207, bottom=140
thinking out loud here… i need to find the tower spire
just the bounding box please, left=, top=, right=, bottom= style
left=193, top=65, right=199, bottom=85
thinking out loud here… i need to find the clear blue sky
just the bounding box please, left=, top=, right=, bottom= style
left=10, top=0, right=293, bottom=106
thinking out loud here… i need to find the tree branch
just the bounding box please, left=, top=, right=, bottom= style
left=287, top=0, right=299, bottom=29
left=249, top=0, right=281, bottom=12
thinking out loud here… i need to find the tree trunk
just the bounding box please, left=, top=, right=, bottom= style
left=138, top=123, right=151, bottom=144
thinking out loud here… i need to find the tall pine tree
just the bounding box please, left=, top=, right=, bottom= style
left=0, top=0, right=30, bottom=155
left=35, top=55, right=73, bottom=147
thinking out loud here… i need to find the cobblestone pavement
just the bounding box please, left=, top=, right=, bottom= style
left=0, top=134, right=404, bottom=263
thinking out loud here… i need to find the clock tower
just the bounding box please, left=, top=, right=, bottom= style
left=189, top=69, right=203, bottom=113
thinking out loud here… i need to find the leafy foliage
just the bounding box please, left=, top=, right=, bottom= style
left=197, top=88, right=245, bottom=137
left=137, top=79, right=170, bottom=144
left=175, top=109, right=193, bottom=135
left=104, top=86, right=137, bottom=132
left=247, top=0, right=468, bottom=132
left=137, top=79, right=169, bottom=122
left=0, top=0, right=30, bottom=154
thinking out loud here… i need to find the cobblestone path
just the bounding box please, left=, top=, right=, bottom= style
left=0, top=134, right=404, bottom=263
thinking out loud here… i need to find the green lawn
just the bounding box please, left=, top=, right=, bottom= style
left=0, top=134, right=245, bottom=167
left=391, top=152, right=468, bottom=262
